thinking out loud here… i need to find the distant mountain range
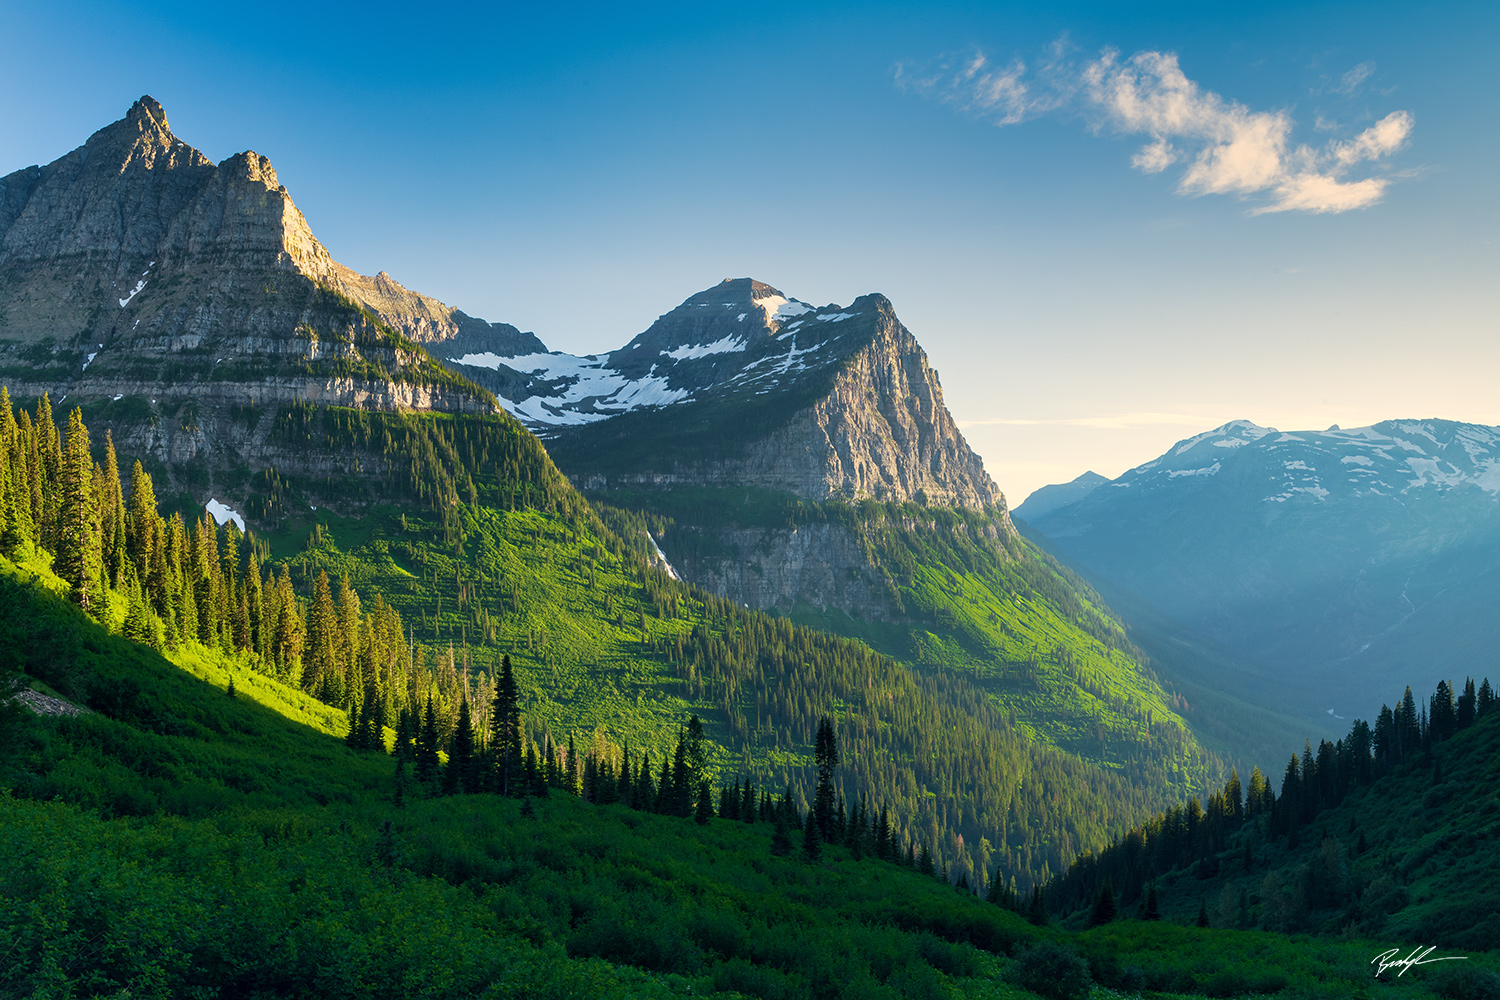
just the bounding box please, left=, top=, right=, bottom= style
left=1018, top=418, right=1500, bottom=725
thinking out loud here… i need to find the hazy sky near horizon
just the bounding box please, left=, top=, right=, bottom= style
left=4, top=1, right=1496, bottom=504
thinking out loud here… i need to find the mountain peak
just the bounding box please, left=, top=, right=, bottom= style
left=126, top=95, right=169, bottom=132
left=683, top=277, right=784, bottom=305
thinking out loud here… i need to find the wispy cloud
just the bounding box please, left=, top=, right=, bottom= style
left=958, top=412, right=1221, bottom=430
left=1332, top=61, right=1375, bottom=96
left=898, top=44, right=1413, bottom=214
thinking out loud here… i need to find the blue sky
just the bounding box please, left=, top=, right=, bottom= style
left=4, top=1, right=1496, bottom=502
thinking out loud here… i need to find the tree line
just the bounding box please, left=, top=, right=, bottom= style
left=0, top=390, right=480, bottom=736
left=1046, top=675, right=1497, bottom=920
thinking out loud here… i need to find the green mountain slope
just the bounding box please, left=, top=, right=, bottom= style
left=612, top=488, right=1217, bottom=779
left=5, top=568, right=1495, bottom=1000
left=1049, top=676, right=1500, bottom=953
left=5, top=392, right=1209, bottom=889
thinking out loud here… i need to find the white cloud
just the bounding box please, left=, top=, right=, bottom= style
left=904, top=43, right=1413, bottom=215
left=1334, top=61, right=1376, bottom=96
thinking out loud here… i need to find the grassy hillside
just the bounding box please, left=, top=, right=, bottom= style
left=4, top=566, right=1496, bottom=999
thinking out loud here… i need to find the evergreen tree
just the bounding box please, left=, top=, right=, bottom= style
left=1458, top=677, right=1478, bottom=730
left=1086, top=879, right=1118, bottom=927
left=685, top=714, right=706, bottom=788
left=393, top=758, right=408, bottom=808
left=1139, top=882, right=1161, bottom=920
left=633, top=749, right=653, bottom=809
left=415, top=697, right=440, bottom=786
left=812, top=715, right=840, bottom=842
left=1195, top=897, right=1210, bottom=928
left=100, top=431, right=127, bottom=589
left=670, top=728, right=692, bottom=817
left=741, top=779, right=755, bottom=823
left=448, top=697, right=475, bottom=794
left=918, top=844, right=934, bottom=876
left=722, top=779, right=739, bottom=821
left=801, top=810, right=823, bottom=861
left=1398, top=686, right=1420, bottom=756
left=771, top=813, right=793, bottom=856
left=55, top=408, right=102, bottom=615
left=1479, top=678, right=1495, bottom=717
left=492, top=655, right=521, bottom=796
left=303, top=570, right=339, bottom=696
left=1431, top=680, right=1457, bottom=743
left=695, top=779, right=713, bottom=826
left=1027, top=885, right=1048, bottom=926
left=567, top=732, right=581, bottom=797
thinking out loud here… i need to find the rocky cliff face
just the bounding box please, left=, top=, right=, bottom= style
left=0, top=96, right=500, bottom=488
left=658, top=521, right=901, bottom=618
left=504, top=279, right=1001, bottom=511
left=689, top=296, right=999, bottom=507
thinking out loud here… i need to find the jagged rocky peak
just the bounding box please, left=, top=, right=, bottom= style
left=0, top=97, right=524, bottom=352
left=0, top=96, right=498, bottom=469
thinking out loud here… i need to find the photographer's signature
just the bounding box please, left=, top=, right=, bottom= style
left=1371, top=946, right=1467, bottom=977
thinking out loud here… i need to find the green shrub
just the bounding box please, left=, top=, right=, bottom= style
left=1434, top=963, right=1500, bottom=1000
left=1009, top=941, right=1092, bottom=1000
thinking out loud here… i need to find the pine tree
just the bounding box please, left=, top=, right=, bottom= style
left=771, top=813, right=793, bottom=856
left=801, top=810, right=823, bottom=861
left=685, top=714, right=706, bottom=788
left=1458, top=677, right=1478, bottom=730
left=448, top=697, right=475, bottom=794
left=812, top=715, right=839, bottom=842
left=1431, top=680, right=1456, bottom=743
left=1084, top=880, right=1117, bottom=927
left=55, top=409, right=102, bottom=615
left=492, top=655, right=521, bottom=796
left=633, top=749, right=653, bottom=809
left=1195, top=897, right=1210, bottom=928
left=670, top=729, right=691, bottom=817
left=415, top=697, right=440, bottom=786
left=1027, top=885, right=1049, bottom=926
left=303, top=570, right=338, bottom=696
left=566, top=732, right=581, bottom=797
left=100, top=431, right=127, bottom=589
left=1479, top=678, right=1495, bottom=717
left=695, top=779, right=713, bottom=826
left=1140, top=882, right=1161, bottom=920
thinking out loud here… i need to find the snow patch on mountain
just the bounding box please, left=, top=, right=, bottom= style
left=664, top=336, right=747, bottom=359
left=754, top=293, right=814, bottom=325
left=205, top=498, right=245, bottom=532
